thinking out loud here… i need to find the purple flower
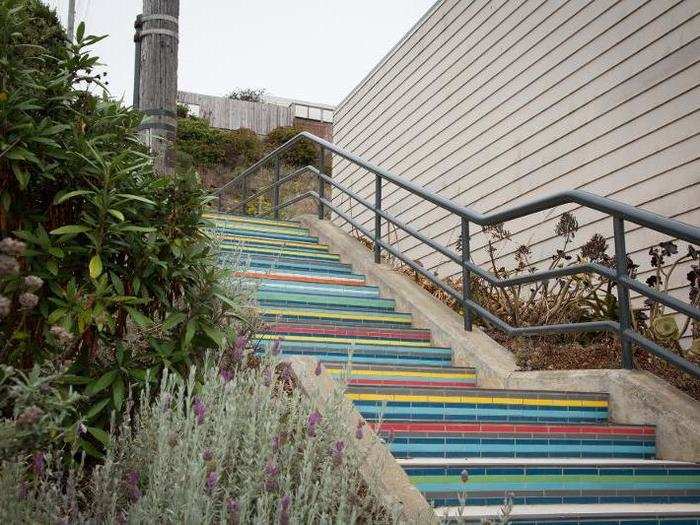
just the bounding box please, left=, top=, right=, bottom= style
left=264, top=459, right=279, bottom=492
left=126, top=470, right=139, bottom=486
left=128, top=485, right=142, bottom=503
left=32, top=451, right=45, bottom=478
left=279, top=495, right=291, bottom=525
left=306, top=410, right=322, bottom=438
left=193, top=397, right=206, bottom=425
left=272, top=432, right=286, bottom=452
left=355, top=420, right=365, bottom=440
left=231, top=334, right=248, bottom=362
left=125, top=470, right=141, bottom=502
left=314, top=361, right=323, bottom=376
left=331, top=440, right=345, bottom=466
left=270, top=337, right=282, bottom=356
left=226, top=498, right=240, bottom=524
left=220, top=368, right=234, bottom=383
left=202, top=449, right=214, bottom=462
left=206, top=471, right=219, bottom=492
left=279, top=362, right=293, bottom=383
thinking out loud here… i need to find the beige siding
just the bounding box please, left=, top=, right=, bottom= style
left=332, top=0, right=700, bottom=340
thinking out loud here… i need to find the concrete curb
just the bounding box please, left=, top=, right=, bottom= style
left=295, top=214, right=700, bottom=463
left=288, top=356, right=438, bottom=524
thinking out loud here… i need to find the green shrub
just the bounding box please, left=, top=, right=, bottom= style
left=0, top=0, right=245, bottom=455
left=176, top=117, right=264, bottom=168
left=265, top=126, right=318, bottom=168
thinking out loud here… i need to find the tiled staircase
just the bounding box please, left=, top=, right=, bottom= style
left=209, top=212, right=700, bottom=523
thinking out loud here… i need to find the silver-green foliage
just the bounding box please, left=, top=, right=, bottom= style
left=1, top=357, right=392, bottom=524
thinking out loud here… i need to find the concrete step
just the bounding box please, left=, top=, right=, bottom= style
left=436, top=502, right=700, bottom=523
left=399, top=458, right=700, bottom=507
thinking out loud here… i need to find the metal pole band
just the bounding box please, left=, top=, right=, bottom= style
left=137, top=122, right=177, bottom=132
left=135, top=28, right=179, bottom=41
left=139, top=14, right=179, bottom=25
left=142, top=108, right=178, bottom=118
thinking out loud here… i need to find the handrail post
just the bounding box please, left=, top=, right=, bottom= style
left=461, top=217, right=473, bottom=331
left=317, top=146, right=325, bottom=219
left=273, top=158, right=281, bottom=220
left=241, top=170, right=248, bottom=215
left=374, top=174, right=382, bottom=263
left=613, top=216, right=633, bottom=369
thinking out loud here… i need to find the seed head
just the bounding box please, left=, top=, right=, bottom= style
left=0, top=295, right=10, bottom=317
left=16, top=405, right=43, bottom=427
left=0, top=237, right=26, bottom=256
left=18, top=292, right=38, bottom=310
left=270, top=337, right=282, bottom=356
left=0, top=254, right=19, bottom=275
left=24, top=275, right=43, bottom=291
left=32, top=451, right=45, bottom=478
left=49, top=325, right=73, bottom=347
left=314, top=361, right=323, bottom=376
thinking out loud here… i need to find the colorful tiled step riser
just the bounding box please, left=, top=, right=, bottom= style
left=405, top=464, right=700, bottom=507
left=255, top=338, right=454, bottom=368
left=222, top=244, right=341, bottom=261
left=325, top=365, right=478, bottom=389
left=259, top=308, right=413, bottom=328
left=236, top=270, right=366, bottom=287
left=254, top=281, right=381, bottom=299
left=386, top=438, right=655, bottom=460
left=257, top=291, right=396, bottom=312
left=347, top=388, right=609, bottom=424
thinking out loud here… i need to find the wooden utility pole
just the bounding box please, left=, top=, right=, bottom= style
left=135, top=0, right=179, bottom=176
left=66, top=0, right=76, bottom=40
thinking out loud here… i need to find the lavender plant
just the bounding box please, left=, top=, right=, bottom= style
left=0, top=355, right=394, bottom=523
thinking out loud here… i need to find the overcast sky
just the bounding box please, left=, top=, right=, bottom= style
left=42, top=0, right=436, bottom=106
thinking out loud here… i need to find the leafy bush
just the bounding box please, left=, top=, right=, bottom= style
left=0, top=1, right=244, bottom=454
left=0, top=357, right=393, bottom=523
left=265, top=126, right=318, bottom=168
left=176, top=117, right=263, bottom=169
left=227, top=87, right=266, bottom=102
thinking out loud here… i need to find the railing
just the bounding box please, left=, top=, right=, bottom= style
left=215, top=132, right=700, bottom=378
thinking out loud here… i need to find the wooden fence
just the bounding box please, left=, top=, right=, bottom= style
left=177, top=91, right=293, bottom=135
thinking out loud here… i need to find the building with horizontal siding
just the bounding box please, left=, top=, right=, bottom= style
left=331, top=0, right=699, bottom=343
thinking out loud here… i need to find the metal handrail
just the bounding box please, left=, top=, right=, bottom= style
left=214, top=132, right=700, bottom=378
